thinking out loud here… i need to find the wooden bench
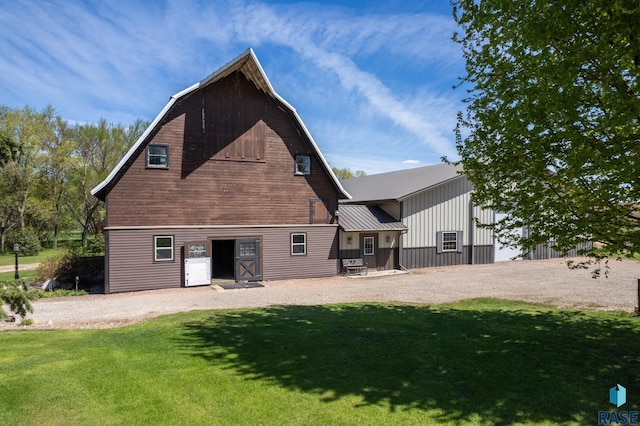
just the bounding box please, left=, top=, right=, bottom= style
left=342, top=258, right=368, bottom=276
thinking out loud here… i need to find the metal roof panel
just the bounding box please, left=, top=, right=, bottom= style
left=340, top=163, right=463, bottom=203
left=338, top=204, right=407, bottom=232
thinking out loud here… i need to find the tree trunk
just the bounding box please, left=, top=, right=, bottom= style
left=52, top=221, right=59, bottom=249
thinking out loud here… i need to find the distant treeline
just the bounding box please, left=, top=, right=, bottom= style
left=0, top=104, right=148, bottom=252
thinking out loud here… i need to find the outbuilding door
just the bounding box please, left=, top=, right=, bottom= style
left=494, top=212, right=523, bottom=262
left=360, top=233, right=377, bottom=270
left=236, top=238, right=261, bottom=282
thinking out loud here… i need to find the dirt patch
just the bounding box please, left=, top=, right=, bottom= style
left=2, top=258, right=638, bottom=330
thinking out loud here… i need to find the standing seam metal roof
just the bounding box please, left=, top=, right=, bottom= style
left=338, top=204, right=407, bottom=232
left=340, top=163, right=464, bottom=203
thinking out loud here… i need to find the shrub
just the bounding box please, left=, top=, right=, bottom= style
left=35, top=289, right=88, bottom=298
left=36, top=248, right=104, bottom=293
left=83, top=233, right=105, bottom=256
left=36, top=250, right=68, bottom=282
left=8, top=227, right=42, bottom=256
left=0, top=280, right=37, bottom=320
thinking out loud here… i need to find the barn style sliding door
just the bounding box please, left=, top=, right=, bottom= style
left=235, top=238, right=261, bottom=282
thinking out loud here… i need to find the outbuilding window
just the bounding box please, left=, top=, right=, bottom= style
left=436, top=231, right=463, bottom=254
left=291, top=233, right=307, bottom=255
left=147, top=144, right=169, bottom=168
left=154, top=235, right=174, bottom=261
left=442, top=232, right=457, bottom=251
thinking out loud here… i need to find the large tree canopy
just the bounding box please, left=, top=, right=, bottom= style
left=452, top=0, right=640, bottom=262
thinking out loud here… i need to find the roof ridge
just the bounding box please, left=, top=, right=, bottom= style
left=342, top=162, right=457, bottom=182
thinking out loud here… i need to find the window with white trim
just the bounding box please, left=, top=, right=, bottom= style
left=154, top=235, right=174, bottom=261
left=291, top=233, right=307, bottom=255
left=147, top=144, right=169, bottom=168
left=363, top=236, right=375, bottom=256
left=442, top=232, right=458, bottom=252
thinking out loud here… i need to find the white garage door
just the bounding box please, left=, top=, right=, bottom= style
left=494, top=212, right=523, bottom=262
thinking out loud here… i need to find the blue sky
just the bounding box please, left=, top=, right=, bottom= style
left=0, top=0, right=466, bottom=174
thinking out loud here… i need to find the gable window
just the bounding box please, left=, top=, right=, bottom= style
left=154, top=235, right=174, bottom=261
left=291, top=233, right=307, bottom=255
left=436, top=231, right=463, bottom=254
left=295, top=154, right=311, bottom=175
left=147, top=144, right=169, bottom=169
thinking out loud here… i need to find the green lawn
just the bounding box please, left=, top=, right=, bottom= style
left=0, top=247, right=63, bottom=267
left=1, top=299, right=638, bottom=425
left=0, top=270, right=37, bottom=282
left=0, top=248, right=62, bottom=282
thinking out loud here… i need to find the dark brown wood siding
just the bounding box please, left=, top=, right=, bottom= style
left=105, top=71, right=339, bottom=228
left=104, top=225, right=339, bottom=293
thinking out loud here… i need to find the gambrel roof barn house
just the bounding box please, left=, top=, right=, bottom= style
left=92, top=49, right=350, bottom=293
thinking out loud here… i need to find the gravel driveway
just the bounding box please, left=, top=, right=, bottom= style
left=2, top=258, right=638, bottom=330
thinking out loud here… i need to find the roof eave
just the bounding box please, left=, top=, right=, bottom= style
left=397, top=175, right=466, bottom=202
left=339, top=226, right=407, bottom=232
left=340, top=198, right=398, bottom=204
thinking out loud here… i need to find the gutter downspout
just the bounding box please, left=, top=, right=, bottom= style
left=469, top=198, right=475, bottom=265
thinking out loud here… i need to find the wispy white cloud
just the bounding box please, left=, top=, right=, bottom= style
left=0, top=0, right=464, bottom=170
left=211, top=2, right=460, bottom=158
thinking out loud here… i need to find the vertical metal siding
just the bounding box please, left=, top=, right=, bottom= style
left=529, top=241, right=593, bottom=260
left=402, top=178, right=493, bottom=249
left=401, top=245, right=493, bottom=268
left=399, top=176, right=494, bottom=269
left=403, top=177, right=473, bottom=248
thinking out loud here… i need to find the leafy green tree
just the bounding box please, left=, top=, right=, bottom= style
left=0, top=106, right=55, bottom=232
left=332, top=167, right=367, bottom=180
left=452, top=0, right=640, bottom=262
left=38, top=116, right=76, bottom=248
left=68, top=119, right=147, bottom=246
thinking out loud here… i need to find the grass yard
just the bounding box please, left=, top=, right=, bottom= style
left=0, top=247, right=63, bottom=268
left=1, top=299, right=638, bottom=425
left=0, top=270, right=37, bottom=282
